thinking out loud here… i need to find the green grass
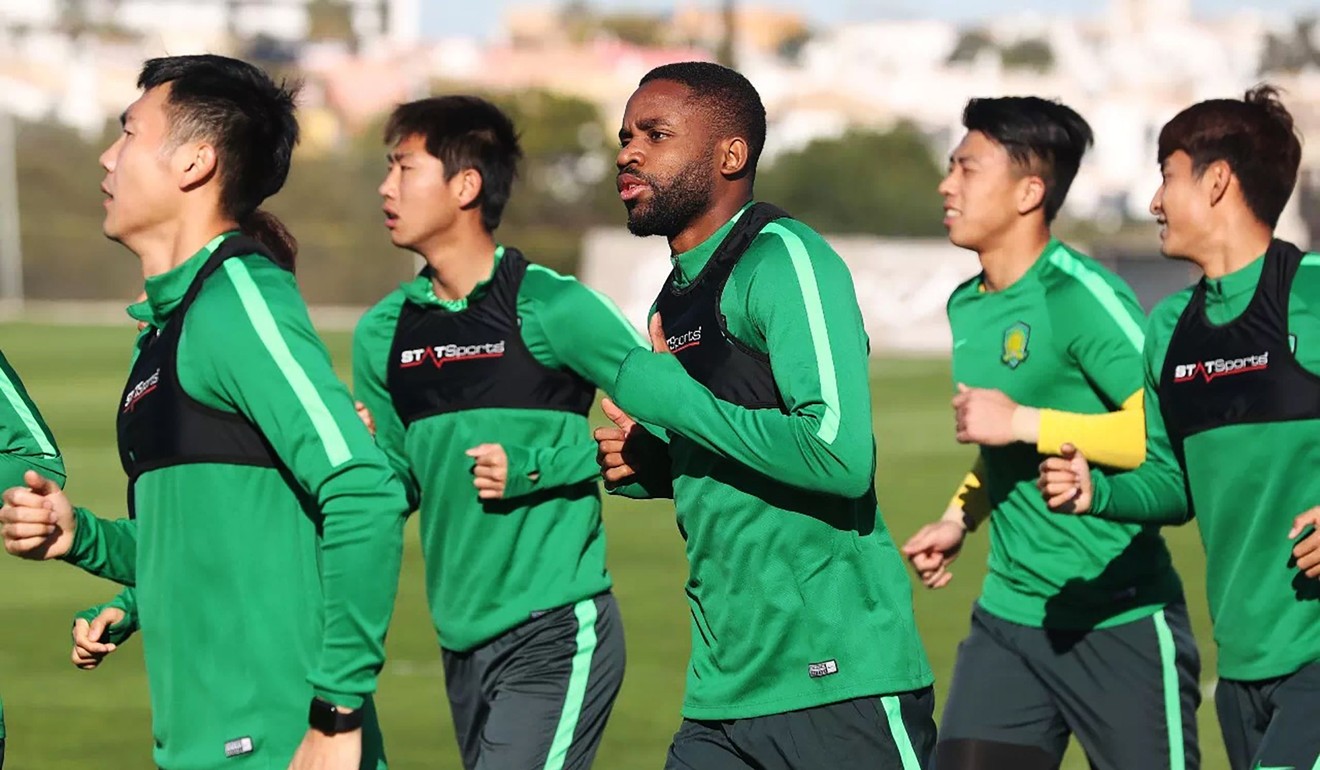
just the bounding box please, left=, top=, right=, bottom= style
left=0, top=324, right=1226, bottom=769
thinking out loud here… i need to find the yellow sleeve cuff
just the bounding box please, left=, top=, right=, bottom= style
left=1036, top=390, right=1145, bottom=470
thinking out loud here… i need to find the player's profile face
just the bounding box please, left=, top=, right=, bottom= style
left=938, top=130, right=1020, bottom=252
left=98, top=85, right=179, bottom=245
left=1149, top=150, right=1206, bottom=260
left=616, top=80, right=717, bottom=239
left=379, top=133, right=460, bottom=253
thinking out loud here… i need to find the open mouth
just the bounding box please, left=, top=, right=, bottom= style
left=383, top=208, right=399, bottom=229
left=617, top=173, right=650, bottom=202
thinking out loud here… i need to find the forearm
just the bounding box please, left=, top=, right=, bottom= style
left=308, top=486, right=407, bottom=707
left=615, top=350, right=872, bottom=497
left=503, top=442, right=600, bottom=499
left=1035, top=391, right=1146, bottom=469
left=61, top=507, right=137, bottom=586
left=945, top=457, right=991, bottom=530
left=1091, top=466, right=1191, bottom=525
left=0, top=452, right=66, bottom=490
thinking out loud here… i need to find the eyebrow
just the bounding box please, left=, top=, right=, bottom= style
left=119, top=110, right=129, bottom=128
left=619, top=116, right=675, bottom=139
left=386, top=151, right=414, bottom=163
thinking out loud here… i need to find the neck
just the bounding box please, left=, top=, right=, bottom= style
left=668, top=191, right=751, bottom=255
left=977, top=224, right=1052, bottom=292
left=133, top=212, right=239, bottom=280
left=417, top=225, right=498, bottom=301
left=1193, top=218, right=1274, bottom=280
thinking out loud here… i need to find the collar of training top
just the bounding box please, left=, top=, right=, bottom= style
left=128, top=231, right=238, bottom=329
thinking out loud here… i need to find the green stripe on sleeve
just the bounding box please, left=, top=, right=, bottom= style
left=1153, top=610, right=1186, bottom=770
left=0, top=366, right=57, bottom=457
left=222, top=260, right=352, bottom=468
left=763, top=223, right=841, bottom=444
left=527, top=264, right=647, bottom=346
left=544, top=598, right=599, bottom=770
left=1048, top=248, right=1145, bottom=351
left=880, top=694, right=922, bottom=770
left=1301, top=253, right=1320, bottom=268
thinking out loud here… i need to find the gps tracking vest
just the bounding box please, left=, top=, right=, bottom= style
left=117, top=235, right=285, bottom=518
left=653, top=202, right=789, bottom=411
left=1160, top=239, right=1320, bottom=460
left=387, top=248, right=594, bottom=426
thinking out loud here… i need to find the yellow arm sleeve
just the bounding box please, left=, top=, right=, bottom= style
left=1036, top=390, right=1145, bottom=470
left=945, top=456, right=992, bottom=530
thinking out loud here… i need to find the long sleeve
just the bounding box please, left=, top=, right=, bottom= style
left=503, top=268, right=649, bottom=499
left=613, top=223, right=876, bottom=499
left=62, top=507, right=138, bottom=585
left=73, top=587, right=140, bottom=646
left=1089, top=304, right=1192, bottom=525
left=1037, top=391, right=1146, bottom=470
left=185, top=257, right=408, bottom=709
left=1037, top=270, right=1150, bottom=470
left=0, top=352, right=66, bottom=487
left=947, top=457, right=991, bottom=529
left=351, top=297, right=421, bottom=511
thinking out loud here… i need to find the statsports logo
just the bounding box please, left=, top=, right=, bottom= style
left=123, top=368, right=160, bottom=412
left=399, top=341, right=506, bottom=368
left=1173, top=351, right=1269, bottom=383
left=666, top=326, right=702, bottom=354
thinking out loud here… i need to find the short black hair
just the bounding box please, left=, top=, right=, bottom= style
left=384, top=96, right=522, bottom=233
left=1157, top=84, right=1302, bottom=229
left=961, top=96, right=1094, bottom=223
left=639, top=61, right=767, bottom=179
left=139, top=55, right=300, bottom=222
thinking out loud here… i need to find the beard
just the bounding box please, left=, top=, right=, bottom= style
left=623, top=155, right=715, bottom=238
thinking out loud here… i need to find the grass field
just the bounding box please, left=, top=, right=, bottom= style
left=0, top=322, right=1227, bottom=769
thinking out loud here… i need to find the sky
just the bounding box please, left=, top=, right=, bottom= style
left=424, top=0, right=1316, bottom=41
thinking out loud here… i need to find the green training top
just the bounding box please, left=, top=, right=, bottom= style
left=60, top=234, right=409, bottom=769
left=611, top=204, right=933, bottom=720
left=0, top=351, right=67, bottom=740
left=1092, top=249, right=1320, bottom=680
left=947, top=239, right=1182, bottom=629
left=353, top=246, right=645, bottom=652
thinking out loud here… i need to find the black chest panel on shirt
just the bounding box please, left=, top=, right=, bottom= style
left=386, top=248, right=595, bottom=427
left=1160, top=239, right=1320, bottom=459
left=653, top=203, right=790, bottom=411
left=116, top=235, right=286, bottom=518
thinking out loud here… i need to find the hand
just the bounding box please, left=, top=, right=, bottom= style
left=287, top=727, right=361, bottom=770
left=72, top=607, right=125, bottom=670
left=901, top=518, right=967, bottom=589
left=355, top=402, right=375, bottom=436
left=1290, top=507, right=1320, bottom=578
left=466, top=443, right=509, bottom=500
left=953, top=384, right=1037, bottom=446
left=649, top=313, right=670, bottom=354
left=1, top=471, right=76, bottom=559
left=595, top=398, right=645, bottom=488
left=1037, top=444, right=1092, bottom=513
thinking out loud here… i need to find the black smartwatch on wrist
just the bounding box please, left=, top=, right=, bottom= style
left=308, top=697, right=364, bottom=734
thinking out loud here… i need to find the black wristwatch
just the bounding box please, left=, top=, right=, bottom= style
left=308, top=697, right=364, bottom=734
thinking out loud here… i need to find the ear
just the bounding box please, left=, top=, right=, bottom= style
left=176, top=141, right=218, bottom=192
left=1205, top=159, right=1231, bottom=207
left=1017, top=174, right=1047, bottom=217
left=719, top=137, right=750, bottom=179
left=454, top=168, right=484, bottom=208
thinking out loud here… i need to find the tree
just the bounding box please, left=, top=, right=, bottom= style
left=1000, top=39, right=1054, bottom=71
left=947, top=29, right=994, bottom=65
left=756, top=126, right=947, bottom=237
left=307, top=0, right=356, bottom=45
left=1259, top=17, right=1319, bottom=74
